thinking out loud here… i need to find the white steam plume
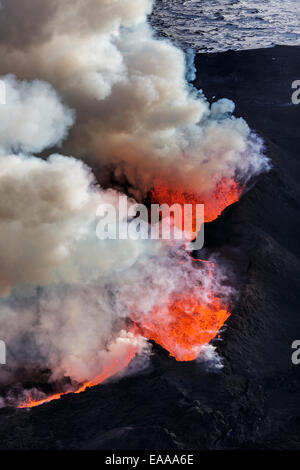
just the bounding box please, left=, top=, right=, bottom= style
left=0, top=77, right=231, bottom=405
left=0, top=76, right=74, bottom=155
left=0, top=0, right=270, bottom=405
left=0, top=76, right=150, bottom=397
left=0, top=0, right=269, bottom=199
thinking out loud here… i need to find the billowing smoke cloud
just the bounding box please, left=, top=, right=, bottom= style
left=0, top=77, right=232, bottom=405
left=0, top=76, right=74, bottom=154
left=0, top=0, right=269, bottom=199
left=0, top=77, right=151, bottom=398
left=0, top=0, right=269, bottom=405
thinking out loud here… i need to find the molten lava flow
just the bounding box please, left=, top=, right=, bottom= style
left=133, top=293, right=229, bottom=361
left=18, top=392, right=63, bottom=409
left=132, top=260, right=230, bottom=361
left=18, top=340, right=138, bottom=408
left=151, top=177, right=243, bottom=229
left=140, top=178, right=241, bottom=360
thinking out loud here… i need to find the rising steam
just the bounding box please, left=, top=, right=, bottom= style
left=0, top=0, right=269, bottom=197
left=0, top=0, right=269, bottom=407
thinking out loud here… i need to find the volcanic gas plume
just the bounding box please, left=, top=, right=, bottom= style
left=0, top=0, right=269, bottom=408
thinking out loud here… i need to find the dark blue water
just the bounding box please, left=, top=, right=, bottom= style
left=151, top=0, right=300, bottom=52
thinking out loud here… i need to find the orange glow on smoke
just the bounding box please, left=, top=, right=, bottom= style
left=18, top=343, right=138, bottom=409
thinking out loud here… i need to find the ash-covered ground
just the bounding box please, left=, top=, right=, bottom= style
left=0, top=45, right=300, bottom=450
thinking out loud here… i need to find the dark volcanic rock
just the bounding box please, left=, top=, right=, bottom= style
left=0, top=45, right=300, bottom=450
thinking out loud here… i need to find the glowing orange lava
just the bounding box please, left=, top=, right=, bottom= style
left=18, top=342, right=138, bottom=408
left=132, top=259, right=230, bottom=361
left=151, top=177, right=242, bottom=227
left=142, top=178, right=241, bottom=360
left=133, top=292, right=229, bottom=361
